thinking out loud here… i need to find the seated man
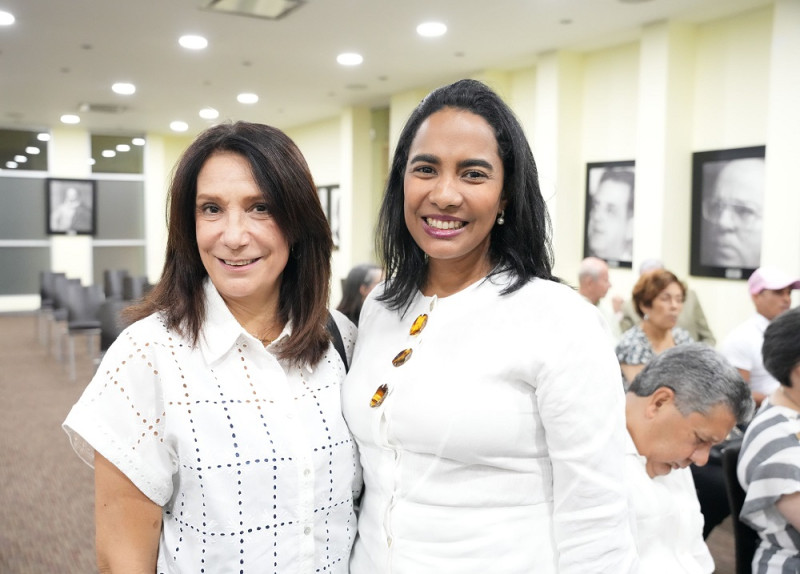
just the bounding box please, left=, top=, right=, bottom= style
left=625, top=344, right=754, bottom=572
left=720, top=266, right=800, bottom=406
left=577, top=256, right=622, bottom=344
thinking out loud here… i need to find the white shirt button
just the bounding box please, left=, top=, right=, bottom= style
left=304, top=526, right=311, bottom=535
left=303, top=468, right=311, bottom=476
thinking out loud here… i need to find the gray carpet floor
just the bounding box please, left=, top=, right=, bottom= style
left=0, top=314, right=96, bottom=573
left=0, top=312, right=736, bottom=573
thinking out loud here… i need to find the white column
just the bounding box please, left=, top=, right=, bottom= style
left=761, top=0, right=800, bottom=279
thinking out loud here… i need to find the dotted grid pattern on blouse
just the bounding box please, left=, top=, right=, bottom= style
left=82, top=314, right=359, bottom=573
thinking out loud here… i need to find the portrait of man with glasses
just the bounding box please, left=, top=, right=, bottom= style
left=700, top=157, right=765, bottom=270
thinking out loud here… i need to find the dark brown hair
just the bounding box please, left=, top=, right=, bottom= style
left=632, top=269, right=686, bottom=318
left=126, top=121, right=332, bottom=366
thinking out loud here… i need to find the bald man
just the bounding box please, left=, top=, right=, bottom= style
left=578, top=257, right=622, bottom=344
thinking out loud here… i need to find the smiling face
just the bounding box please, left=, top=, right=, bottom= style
left=641, top=281, right=684, bottom=330
left=195, top=151, right=290, bottom=312
left=403, top=107, right=506, bottom=277
left=639, top=390, right=736, bottom=477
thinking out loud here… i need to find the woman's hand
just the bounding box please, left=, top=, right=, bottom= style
left=94, top=452, right=162, bottom=573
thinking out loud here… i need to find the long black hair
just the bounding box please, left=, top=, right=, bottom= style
left=377, top=79, right=556, bottom=312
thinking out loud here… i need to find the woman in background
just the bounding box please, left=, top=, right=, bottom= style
left=342, top=79, right=637, bottom=573
left=616, top=269, right=693, bottom=385
left=336, top=263, right=383, bottom=325
left=738, top=306, right=800, bottom=573
left=63, top=122, right=360, bottom=572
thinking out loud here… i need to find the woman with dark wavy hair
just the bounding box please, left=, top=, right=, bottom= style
left=342, top=79, right=637, bottom=573
left=64, top=121, right=360, bottom=572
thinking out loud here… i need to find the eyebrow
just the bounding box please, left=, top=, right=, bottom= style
left=408, top=153, right=495, bottom=172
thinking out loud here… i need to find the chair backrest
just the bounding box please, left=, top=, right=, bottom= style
left=123, top=275, right=151, bottom=301
left=66, top=283, right=105, bottom=324
left=722, top=444, right=760, bottom=574
left=98, top=298, right=132, bottom=352
left=53, top=277, right=80, bottom=311
left=103, top=269, right=129, bottom=300
left=40, top=271, right=65, bottom=302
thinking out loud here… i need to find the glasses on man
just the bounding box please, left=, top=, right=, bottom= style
left=369, top=300, right=434, bottom=408
left=702, top=198, right=762, bottom=230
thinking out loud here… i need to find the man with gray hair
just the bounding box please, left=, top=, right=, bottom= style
left=625, top=343, right=754, bottom=572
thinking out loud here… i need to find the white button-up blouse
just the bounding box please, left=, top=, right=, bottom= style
left=63, top=280, right=361, bottom=573
left=342, top=273, right=638, bottom=573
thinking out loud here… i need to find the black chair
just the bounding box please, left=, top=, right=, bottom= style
left=123, top=275, right=152, bottom=301
left=103, top=269, right=130, bottom=300
left=98, top=298, right=132, bottom=357
left=722, top=443, right=760, bottom=574
left=63, top=283, right=104, bottom=381
left=38, top=271, right=65, bottom=345
left=50, top=276, right=81, bottom=360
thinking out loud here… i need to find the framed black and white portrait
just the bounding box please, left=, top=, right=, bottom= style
left=46, top=178, right=96, bottom=235
left=690, top=145, right=766, bottom=279
left=583, top=161, right=635, bottom=268
left=317, top=184, right=340, bottom=250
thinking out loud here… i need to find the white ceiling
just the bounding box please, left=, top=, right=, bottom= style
left=0, top=0, right=772, bottom=137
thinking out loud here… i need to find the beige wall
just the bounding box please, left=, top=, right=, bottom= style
left=6, top=1, right=798, bottom=349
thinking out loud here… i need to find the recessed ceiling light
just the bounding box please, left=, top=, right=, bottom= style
left=170, top=121, right=189, bottom=132
left=337, top=52, right=363, bottom=66
left=14, top=155, right=27, bottom=163
left=26, top=147, right=40, bottom=155
left=116, top=144, right=131, bottom=152
left=199, top=107, right=219, bottom=119
left=237, top=93, right=259, bottom=104
left=37, top=133, right=51, bottom=142
left=132, top=137, right=146, bottom=146
left=102, top=150, right=116, bottom=158
left=60, top=114, right=80, bottom=124
left=0, top=10, right=15, bottom=26
left=179, top=35, right=208, bottom=50
left=112, top=82, right=136, bottom=95
left=416, top=22, right=447, bottom=38
left=5, top=161, right=18, bottom=169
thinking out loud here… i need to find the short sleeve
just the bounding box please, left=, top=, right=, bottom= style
left=62, top=319, right=177, bottom=505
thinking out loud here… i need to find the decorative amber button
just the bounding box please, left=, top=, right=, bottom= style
left=392, top=348, right=412, bottom=367
left=409, top=314, right=428, bottom=336
left=370, top=384, right=389, bottom=408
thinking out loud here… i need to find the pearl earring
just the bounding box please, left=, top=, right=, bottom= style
left=496, top=210, right=505, bottom=225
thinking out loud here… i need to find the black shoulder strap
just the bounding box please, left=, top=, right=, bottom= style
left=326, top=312, right=349, bottom=372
